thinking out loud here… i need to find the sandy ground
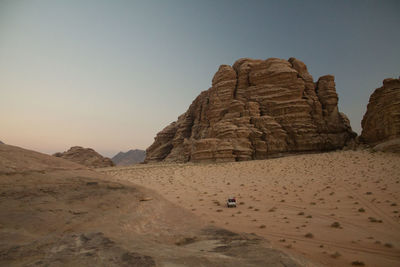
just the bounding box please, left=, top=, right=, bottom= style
left=0, top=144, right=300, bottom=266
left=102, top=150, right=400, bottom=267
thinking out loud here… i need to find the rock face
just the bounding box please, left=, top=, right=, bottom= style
left=112, top=149, right=146, bottom=166
left=146, top=57, right=356, bottom=163
left=360, top=78, right=400, bottom=152
left=54, top=146, right=114, bottom=168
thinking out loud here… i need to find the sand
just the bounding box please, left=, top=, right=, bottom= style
left=102, top=150, right=400, bottom=267
left=0, top=144, right=300, bottom=266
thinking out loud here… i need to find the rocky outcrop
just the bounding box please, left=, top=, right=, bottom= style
left=0, top=141, right=3, bottom=145
left=54, top=146, right=114, bottom=168
left=360, top=78, right=400, bottom=152
left=146, top=57, right=356, bottom=163
left=112, top=149, right=146, bottom=166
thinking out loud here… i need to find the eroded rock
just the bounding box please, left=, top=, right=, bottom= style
left=54, top=146, right=114, bottom=168
left=360, top=78, right=400, bottom=152
left=146, top=57, right=356, bottom=163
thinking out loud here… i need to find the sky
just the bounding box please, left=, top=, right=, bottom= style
left=0, top=0, right=399, bottom=157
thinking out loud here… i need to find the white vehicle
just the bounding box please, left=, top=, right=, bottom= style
left=227, top=197, right=237, bottom=208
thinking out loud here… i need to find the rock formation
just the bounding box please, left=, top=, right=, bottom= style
left=146, top=57, right=356, bottom=163
left=112, top=149, right=146, bottom=166
left=0, top=141, right=3, bottom=145
left=54, top=146, right=114, bottom=168
left=360, top=78, right=400, bottom=152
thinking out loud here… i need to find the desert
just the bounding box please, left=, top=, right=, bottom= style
left=1, top=1, right=400, bottom=266
left=1, top=68, right=399, bottom=267
left=1, top=67, right=399, bottom=267
left=0, top=143, right=301, bottom=266
left=103, top=150, right=400, bottom=266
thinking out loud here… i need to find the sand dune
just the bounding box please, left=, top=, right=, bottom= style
left=103, top=150, right=400, bottom=267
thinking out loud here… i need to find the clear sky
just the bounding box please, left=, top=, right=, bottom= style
left=1, top=0, right=399, bottom=157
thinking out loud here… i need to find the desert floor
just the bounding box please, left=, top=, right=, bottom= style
left=1, top=144, right=300, bottom=267
left=103, top=150, right=400, bottom=267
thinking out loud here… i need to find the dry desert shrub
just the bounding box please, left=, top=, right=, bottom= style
left=268, top=207, right=277, bottom=212
left=304, top=233, right=314, bottom=238
left=351, top=260, right=365, bottom=266
left=384, top=243, right=393, bottom=248
left=368, top=217, right=383, bottom=223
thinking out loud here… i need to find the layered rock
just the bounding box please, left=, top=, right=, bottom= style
left=360, top=78, right=400, bottom=152
left=146, top=57, right=356, bottom=163
left=112, top=149, right=146, bottom=166
left=54, top=146, right=114, bottom=168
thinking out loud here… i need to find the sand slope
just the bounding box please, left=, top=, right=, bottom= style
left=0, top=144, right=300, bottom=266
left=103, top=150, right=400, bottom=267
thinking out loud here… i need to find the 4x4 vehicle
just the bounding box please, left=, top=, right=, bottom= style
left=227, top=197, right=237, bottom=208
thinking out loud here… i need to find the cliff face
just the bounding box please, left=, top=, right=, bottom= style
left=146, top=57, right=356, bottom=163
left=54, top=146, right=114, bottom=168
left=360, top=78, right=400, bottom=152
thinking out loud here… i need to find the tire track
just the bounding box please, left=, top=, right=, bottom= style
left=263, top=230, right=400, bottom=259
left=338, top=182, right=400, bottom=231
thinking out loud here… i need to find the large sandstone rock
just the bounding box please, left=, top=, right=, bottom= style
left=54, top=146, right=114, bottom=168
left=360, top=78, right=400, bottom=152
left=146, top=57, right=356, bottom=163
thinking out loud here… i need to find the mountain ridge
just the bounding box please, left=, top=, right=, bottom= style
left=112, top=149, right=146, bottom=166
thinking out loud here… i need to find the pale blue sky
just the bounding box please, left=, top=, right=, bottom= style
left=0, top=0, right=399, bottom=157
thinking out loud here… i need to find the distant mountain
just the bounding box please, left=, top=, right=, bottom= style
left=0, top=141, right=3, bottom=144
left=112, top=149, right=146, bottom=166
